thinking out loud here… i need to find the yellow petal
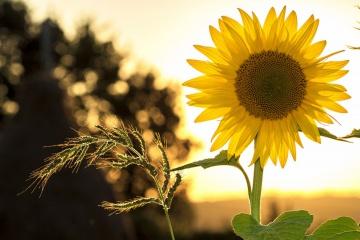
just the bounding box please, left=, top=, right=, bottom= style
left=222, top=21, right=250, bottom=63
left=252, top=122, right=271, bottom=166
left=277, top=6, right=287, bottom=23
left=263, top=7, right=277, bottom=37
left=327, top=92, right=351, bottom=101
left=209, top=26, right=231, bottom=59
left=228, top=130, right=243, bottom=156
left=183, top=75, right=229, bottom=89
left=218, top=19, right=244, bottom=60
left=316, top=100, right=347, bottom=113
left=194, top=45, right=229, bottom=64
left=221, top=16, right=245, bottom=37
left=195, top=107, right=230, bottom=122
left=285, top=11, right=298, bottom=36
left=293, top=15, right=315, bottom=42
left=303, top=40, right=326, bottom=60
left=287, top=114, right=304, bottom=148
left=305, top=50, right=345, bottom=68
left=212, top=107, right=247, bottom=139
left=317, top=60, right=349, bottom=70
left=187, top=59, right=220, bottom=75
left=250, top=12, right=264, bottom=51
left=211, top=125, right=237, bottom=151
left=238, top=8, right=255, bottom=39
left=234, top=121, right=259, bottom=156
left=187, top=92, right=237, bottom=106
left=279, top=142, right=289, bottom=168
left=308, top=69, right=349, bottom=82
left=288, top=20, right=317, bottom=53
left=187, top=59, right=236, bottom=77
left=292, top=109, right=320, bottom=143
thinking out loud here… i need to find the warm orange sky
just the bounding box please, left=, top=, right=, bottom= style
left=26, top=0, right=360, bottom=201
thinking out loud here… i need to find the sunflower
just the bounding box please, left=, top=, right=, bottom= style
left=184, top=7, right=350, bottom=167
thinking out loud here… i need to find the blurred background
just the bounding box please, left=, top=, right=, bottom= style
left=0, top=0, right=359, bottom=239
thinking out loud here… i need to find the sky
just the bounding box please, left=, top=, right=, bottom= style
left=26, top=0, right=360, bottom=202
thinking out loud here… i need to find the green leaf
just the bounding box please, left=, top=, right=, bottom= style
left=318, top=128, right=350, bottom=142
left=328, top=231, right=360, bottom=240
left=171, top=150, right=238, bottom=171
left=232, top=213, right=262, bottom=240
left=343, top=129, right=360, bottom=139
left=306, top=217, right=360, bottom=240
left=232, top=211, right=313, bottom=240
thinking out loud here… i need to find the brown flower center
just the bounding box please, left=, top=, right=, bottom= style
left=235, top=51, right=306, bottom=120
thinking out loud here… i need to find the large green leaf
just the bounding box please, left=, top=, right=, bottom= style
left=232, top=211, right=313, bottom=240
left=171, top=150, right=238, bottom=171
left=328, top=231, right=360, bottom=240
left=306, top=217, right=360, bottom=240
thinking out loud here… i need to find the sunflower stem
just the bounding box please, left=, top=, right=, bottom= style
left=250, top=159, right=263, bottom=223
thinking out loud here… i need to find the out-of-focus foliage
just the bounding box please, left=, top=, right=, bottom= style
left=0, top=0, right=28, bottom=122
left=0, top=1, right=193, bottom=162
left=0, top=0, right=197, bottom=239
left=0, top=2, right=126, bottom=238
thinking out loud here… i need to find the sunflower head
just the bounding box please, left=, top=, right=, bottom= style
left=184, top=6, right=350, bottom=167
